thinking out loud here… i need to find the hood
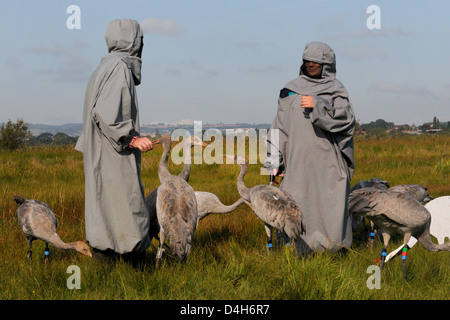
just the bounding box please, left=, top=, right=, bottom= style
left=299, top=42, right=336, bottom=79
left=105, top=19, right=143, bottom=85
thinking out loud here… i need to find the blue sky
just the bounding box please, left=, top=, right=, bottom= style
left=1, top=0, right=449, bottom=126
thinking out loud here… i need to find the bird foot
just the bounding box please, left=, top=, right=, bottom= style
left=156, top=248, right=165, bottom=267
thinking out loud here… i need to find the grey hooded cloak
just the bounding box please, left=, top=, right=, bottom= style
left=75, top=19, right=150, bottom=254
left=265, top=42, right=355, bottom=254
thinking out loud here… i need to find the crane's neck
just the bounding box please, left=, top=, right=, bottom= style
left=47, top=233, right=74, bottom=250
left=158, top=140, right=172, bottom=183
left=237, top=164, right=251, bottom=201
left=215, top=198, right=245, bottom=213
left=178, top=164, right=191, bottom=182
left=178, top=144, right=193, bottom=182
left=418, top=228, right=450, bottom=252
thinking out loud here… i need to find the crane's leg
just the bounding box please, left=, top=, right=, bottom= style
left=284, top=232, right=291, bottom=247
left=401, top=233, right=411, bottom=281
left=365, top=220, right=376, bottom=249
left=401, top=245, right=409, bottom=281
left=26, top=238, right=33, bottom=261
left=276, top=230, right=291, bottom=247
left=44, top=242, right=50, bottom=263
left=264, top=224, right=273, bottom=251
left=379, top=232, right=390, bottom=271
left=156, top=231, right=166, bottom=267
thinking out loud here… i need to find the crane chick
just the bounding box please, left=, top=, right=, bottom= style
left=153, top=135, right=198, bottom=266
left=14, top=195, right=92, bottom=261
left=226, top=154, right=303, bottom=250
left=348, top=188, right=450, bottom=281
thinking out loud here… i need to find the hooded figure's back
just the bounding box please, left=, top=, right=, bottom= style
left=75, top=19, right=151, bottom=255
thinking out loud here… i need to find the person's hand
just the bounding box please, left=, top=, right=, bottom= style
left=301, top=95, right=314, bottom=108
left=272, top=168, right=284, bottom=177
left=133, top=137, right=153, bottom=152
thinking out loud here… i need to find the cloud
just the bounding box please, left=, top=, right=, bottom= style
left=181, top=60, right=219, bottom=77
left=326, top=26, right=412, bottom=41
left=29, top=44, right=67, bottom=56
left=140, top=18, right=182, bottom=35
left=240, top=64, right=285, bottom=74
left=234, top=41, right=261, bottom=50
left=369, top=81, right=438, bottom=99
left=5, top=56, right=20, bottom=67
left=340, top=44, right=388, bottom=60
left=28, top=42, right=92, bottom=82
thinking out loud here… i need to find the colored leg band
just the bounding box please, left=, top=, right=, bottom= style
left=267, top=243, right=273, bottom=248
left=44, top=250, right=50, bottom=256
left=401, top=247, right=408, bottom=260
left=370, top=232, right=375, bottom=237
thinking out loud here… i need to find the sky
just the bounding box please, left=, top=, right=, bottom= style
left=1, top=0, right=449, bottom=126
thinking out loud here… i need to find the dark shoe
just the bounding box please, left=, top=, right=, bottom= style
left=92, top=248, right=119, bottom=264
left=121, top=251, right=146, bottom=268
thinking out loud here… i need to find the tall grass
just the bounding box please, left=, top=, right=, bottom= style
left=0, top=135, right=449, bottom=300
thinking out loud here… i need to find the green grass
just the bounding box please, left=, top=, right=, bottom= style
left=0, top=135, right=449, bottom=300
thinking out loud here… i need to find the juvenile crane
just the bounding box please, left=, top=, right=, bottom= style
left=146, top=135, right=207, bottom=242
left=348, top=188, right=450, bottom=281
left=227, top=155, right=303, bottom=250
left=153, top=134, right=198, bottom=266
left=14, top=196, right=92, bottom=261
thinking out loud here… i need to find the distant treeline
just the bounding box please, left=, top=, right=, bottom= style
left=360, top=118, right=449, bottom=131
left=27, top=132, right=78, bottom=146
left=356, top=117, right=450, bottom=138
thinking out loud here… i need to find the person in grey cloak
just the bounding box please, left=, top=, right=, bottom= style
left=75, top=19, right=153, bottom=262
left=264, top=42, right=355, bottom=255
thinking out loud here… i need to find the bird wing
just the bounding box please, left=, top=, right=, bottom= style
left=369, top=191, right=431, bottom=229
left=249, top=185, right=302, bottom=238
left=17, top=200, right=58, bottom=240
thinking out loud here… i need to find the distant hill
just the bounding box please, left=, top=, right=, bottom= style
left=28, top=122, right=272, bottom=137
left=29, top=123, right=83, bottom=137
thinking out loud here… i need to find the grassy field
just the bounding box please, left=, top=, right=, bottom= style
left=0, top=135, right=449, bottom=301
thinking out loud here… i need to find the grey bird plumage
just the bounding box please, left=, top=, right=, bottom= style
left=350, top=177, right=390, bottom=243
left=350, top=177, right=390, bottom=192
left=14, top=196, right=92, bottom=261
left=227, top=155, right=303, bottom=249
left=348, top=188, right=450, bottom=280
left=153, top=135, right=198, bottom=265
left=389, top=184, right=433, bottom=204
left=146, top=135, right=207, bottom=243
left=195, top=191, right=244, bottom=221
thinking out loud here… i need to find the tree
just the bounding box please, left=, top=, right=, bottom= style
left=0, top=118, right=32, bottom=151
left=52, top=132, right=78, bottom=145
